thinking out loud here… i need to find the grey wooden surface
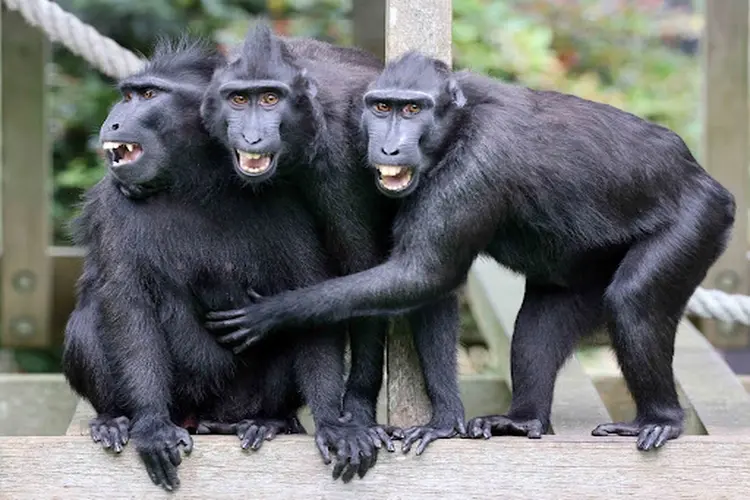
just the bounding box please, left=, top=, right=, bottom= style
left=466, top=260, right=612, bottom=435
left=1, top=435, right=749, bottom=499
left=0, top=8, right=53, bottom=348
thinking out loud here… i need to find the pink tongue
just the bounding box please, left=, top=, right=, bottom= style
left=381, top=170, right=410, bottom=189
left=241, top=156, right=270, bottom=171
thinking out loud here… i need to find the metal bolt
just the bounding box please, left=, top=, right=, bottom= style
left=10, top=317, right=36, bottom=339
left=11, top=270, right=36, bottom=294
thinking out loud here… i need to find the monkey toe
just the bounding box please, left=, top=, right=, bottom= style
left=133, top=420, right=193, bottom=491
left=401, top=420, right=462, bottom=455
left=467, top=414, right=544, bottom=439
left=89, top=415, right=131, bottom=453
left=316, top=423, right=379, bottom=482
left=592, top=420, right=682, bottom=450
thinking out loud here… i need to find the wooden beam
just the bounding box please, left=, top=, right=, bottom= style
left=384, top=0, right=453, bottom=429
left=700, top=0, right=750, bottom=347
left=466, top=260, right=611, bottom=435
left=352, top=0, right=385, bottom=61
left=673, top=318, right=750, bottom=435
left=1, top=436, right=749, bottom=498
left=0, top=8, right=53, bottom=348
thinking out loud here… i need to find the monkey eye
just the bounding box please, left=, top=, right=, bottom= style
left=123, top=91, right=133, bottom=102
left=259, top=92, right=279, bottom=107
left=404, top=103, right=421, bottom=115
left=142, top=89, right=158, bottom=100
left=230, top=94, right=249, bottom=106
left=374, top=102, right=391, bottom=113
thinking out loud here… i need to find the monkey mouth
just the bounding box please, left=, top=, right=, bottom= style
left=375, top=165, right=414, bottom=192
left=102, top=141, right=143, bottom=167
left=235, top=150, right=275, bottom=176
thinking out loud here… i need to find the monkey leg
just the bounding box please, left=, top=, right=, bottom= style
left=593, top=203, right=732, bottom=450
left=400, top=295, right=466, bottom=455
left=342, top=317, right=402, bottom=451
left=468, top=283, right=603, bottom=440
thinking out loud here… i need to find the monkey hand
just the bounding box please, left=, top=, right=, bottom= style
left=205, top=289, right=288, bottom=353
left=400, top=414, right=467, bottom=455
left=466, top=414, right=545, bottom=440
left=131, top=418, right=193, bottom=491
left=315, top=422, right=380, bottom=483
left=195, top=416, right=307, bottom=451
left=89, top=415, right=130, bottom=453
left=591, top=417, right=683, bottom=451
left=339, top=408, right=404, bottom=453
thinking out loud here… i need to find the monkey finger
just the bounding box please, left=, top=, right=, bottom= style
left=234, top=334, right=266, bottom=354
left=332, top=439, right=350, bottom=480
left=167, top=445, right=182, bottom=467
left=250, top=426, right=267, bottom=450
left=99, top=427, right=113, bottom=449
left=373, top=427, right=395, bottom=452
left=217, top=328, right=252, bottom=345
left=637, top=425, right=662, bottom=451
left=416, top=432, right=439, bottom=456
left=401, top=428, right=422, bottom=454
left=180, top=434, right=194, bottom=454
left=366, top=428, right=383, bottom=450
left=340, top=443, right=361, bottom=483
left=315, top=433, right=332, bottom=464
left=264, top=426, right=278, bottom=441
left=205, top=308, right=246, bottom=321
left=142, top=453, right=167, bottom=488
left=158, top=450, right=180, bottom=490
left=241, top=425, right=259, bottom=450
left=482, top=420, right=493, bottom=439
left=356, top=437, right=376, bottom=479
left=110, top=429, right=123, bottom=453
left=652, top=425, right=673, bottom=449
left=456, top=418, right=468, bottom=436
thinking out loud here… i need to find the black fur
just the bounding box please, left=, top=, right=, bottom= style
left=62, top=38, right=376, bottom=491
left=206, top=50, right=736, bottom=451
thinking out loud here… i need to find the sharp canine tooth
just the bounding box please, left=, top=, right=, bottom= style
left=125, top=144, right=134, bottom=152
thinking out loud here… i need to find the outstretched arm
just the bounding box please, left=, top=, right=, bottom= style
left=206, top=253, right=470, bottom=353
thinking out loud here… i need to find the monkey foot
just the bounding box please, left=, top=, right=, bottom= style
left=315, top=423, right=379, bottom=483
left=401, top=416, right=466, bottom=455
left=591, top=419, right=683, bottom=451
left=89, top=415, right=130, bottom=453
left=467, top=414, right=544, bottom=439
left=132, top=419, right=193, bottom=492
left=366, top=424, right=404, bottom=452
left=196, top=416, right=307, bottom=451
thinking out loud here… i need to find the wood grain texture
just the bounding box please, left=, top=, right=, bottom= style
left=673, top=319, right=750, bottom=435
left=383, top=0, right=453, bottom=428
left=0, top=8, right=53, bottom=348
left=466, top=260, right=612, bottom=435
left=700, top=0, right=749, bottom=347
left=1, top=435, right=749, bottom=499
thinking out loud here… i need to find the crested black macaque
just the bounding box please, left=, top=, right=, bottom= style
left=62, top=38, right=379, bottom=491
left=201, top=25, right=467, bottom=454
left=207, top=51, right=736, bottom=451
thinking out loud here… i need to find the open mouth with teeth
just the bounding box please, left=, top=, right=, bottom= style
left=375, top=165, right=415, bottom=192
left=235, top=150, right=275, bottom=176
left=102, top=141, right=143, bottom=166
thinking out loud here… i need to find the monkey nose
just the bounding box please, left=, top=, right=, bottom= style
left=381, top=147, right=400, bottom=156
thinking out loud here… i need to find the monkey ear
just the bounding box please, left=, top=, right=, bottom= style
left=294, top=68, right=318, bottom=99
left=446, top=78, right=466, bottom=108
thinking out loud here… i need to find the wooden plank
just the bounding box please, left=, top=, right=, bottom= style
left=1, top=436, right=749, bottom=498
left=673, top=318, right=750, bottom=434
left=466, top=260, right=611, bottom=435
left=384, top=0, right=453, bottom=429
left=0, top=8, right=53, bottom=348
left=700, top=0, right=750, bottom=347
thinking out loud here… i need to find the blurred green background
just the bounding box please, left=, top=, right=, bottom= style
left=50, top=0, right=701, bottom=245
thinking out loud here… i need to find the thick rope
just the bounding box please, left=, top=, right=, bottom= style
left=687, top=287, right=750, bottom=326
left=2, top=0, right=144, bottom=79
left=7, top=0, right=750, bottom=327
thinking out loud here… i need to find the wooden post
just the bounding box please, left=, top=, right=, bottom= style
left=700, top=0, right=749, bottom=348
left=382, top=0, right=453, bottom=428
left=352, top=0, right=385, bottom=61
left=0, top=8, right=53, bottom=348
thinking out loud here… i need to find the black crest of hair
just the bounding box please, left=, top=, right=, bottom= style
left=205, top=49, right=736, bottom=453
left=141, top=35, right=224, bottom=88
left=203, top=29, right=468, bottom=454
left=63, top=34, right=384, bottom=491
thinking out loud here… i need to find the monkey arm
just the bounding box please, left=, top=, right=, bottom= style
left=205, top=251, right=471, bottom=353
